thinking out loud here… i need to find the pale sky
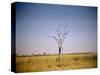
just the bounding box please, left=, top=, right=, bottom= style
left=16, top=2, right=97, bottom=55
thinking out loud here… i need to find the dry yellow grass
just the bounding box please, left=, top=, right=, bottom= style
left=16, top=53, right=97, bottom=72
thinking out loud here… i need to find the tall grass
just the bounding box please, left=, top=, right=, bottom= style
left=16, top=53, right=97, bottom=72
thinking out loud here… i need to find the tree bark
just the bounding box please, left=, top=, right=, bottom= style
left=59, top=47, right=61, bottom=62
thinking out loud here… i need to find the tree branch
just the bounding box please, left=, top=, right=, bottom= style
left=50, top=25, right=69, bottom=49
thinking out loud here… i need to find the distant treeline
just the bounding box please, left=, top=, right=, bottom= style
left=16, top=52, right=96, bottom=57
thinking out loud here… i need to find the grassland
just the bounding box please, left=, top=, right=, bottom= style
left=16, top=53, right=97, bottom=72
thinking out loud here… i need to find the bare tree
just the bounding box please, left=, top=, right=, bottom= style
left=50, top=25, right=69, bottom=62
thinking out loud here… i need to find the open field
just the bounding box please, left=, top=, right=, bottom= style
left=16, top=53, right=97, bottom=72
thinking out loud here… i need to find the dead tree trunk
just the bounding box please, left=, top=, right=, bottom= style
left=59, top=47, right=61, bottom=62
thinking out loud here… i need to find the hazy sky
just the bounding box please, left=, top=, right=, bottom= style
left=16, top=2, right=97, bottom=55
